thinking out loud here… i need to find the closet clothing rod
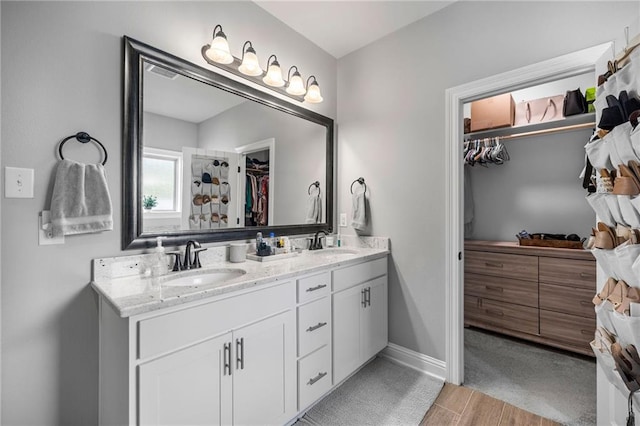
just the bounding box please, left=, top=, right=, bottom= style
left=491, top=121, right=595, bottom=141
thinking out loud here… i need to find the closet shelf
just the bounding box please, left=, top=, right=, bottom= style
left=464, top=112, right=595, bottom=141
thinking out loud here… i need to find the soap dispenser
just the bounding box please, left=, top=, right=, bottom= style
left=153, top=236, right=168, bottom=276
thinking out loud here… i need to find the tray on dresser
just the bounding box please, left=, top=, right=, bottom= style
left=517, top=237, right=584, bottom=250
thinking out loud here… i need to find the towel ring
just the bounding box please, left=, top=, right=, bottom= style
left=308, top=181, right=321, bottom=196
left=58, top=132, right=108, bottom=165
left=350, top=177, right=366, bottom=194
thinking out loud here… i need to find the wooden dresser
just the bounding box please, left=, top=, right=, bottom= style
left=464, top=240, right=596, bottom=356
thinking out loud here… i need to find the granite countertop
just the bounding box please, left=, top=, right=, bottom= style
left=92, top=237, right=389, bottom=318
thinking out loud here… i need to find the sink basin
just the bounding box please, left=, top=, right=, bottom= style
left=310, top=248, right=358, bottom=255
left=163, top=269, right=246, bottom=287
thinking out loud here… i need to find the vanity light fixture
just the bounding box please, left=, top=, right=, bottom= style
left=204, top=25, right=233, bottom=65
left=304, top=76, right=323, bottom=104
left=286, top=66, right=306, bottom=96
left=263, top=55, right=285, bottom=87
left=200, top=25, right=323, bottom=104
left=238, top=41, right=262, bottom=77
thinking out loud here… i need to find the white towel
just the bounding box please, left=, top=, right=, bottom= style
left=351, top=190, right=366, bottom=231
left=305, top=189, right=322, bottom=224
left=50, top=159, right=113, bottom=237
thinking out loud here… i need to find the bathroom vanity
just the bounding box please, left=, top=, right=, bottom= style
left=92, top=242, right=388, bottom=425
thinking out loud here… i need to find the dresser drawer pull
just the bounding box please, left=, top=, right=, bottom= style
left=580, top=301, right=592, bottom=307
left=579, top=272, right=593, bottom=279
left=485, top=309, right=504, bottom=317
left=306, top=322, right=328, bottom=333
left=485, top=262, right=504, bottom=268
left=485, top=285, right=503, bottom=292
left=306, top=284, right=327, bottom=292
left=581, top=329, right=593, bottom=336
left=307, top=371, right=328, bottom=386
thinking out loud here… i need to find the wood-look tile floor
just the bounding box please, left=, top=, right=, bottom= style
left=420, top=383, right=561, bottom=426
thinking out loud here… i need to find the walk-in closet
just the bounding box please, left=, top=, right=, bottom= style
left=462, top=72, right=598, bottom=424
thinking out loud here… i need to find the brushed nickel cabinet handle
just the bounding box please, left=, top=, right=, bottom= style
left=236, top=337, right=244, bottom=370
left=306, top=322, right=328, bottom=332
left=485, top=262, right=504, bottom=268
left=307, top=371, right=328, bottom=386
left=485, top=309, right=504, bottom=317
left=224, top=342, right=231, bottom=376
left=361, top=289, right=367, bottom=307
left=306, top=284, right=327, bottom=292
left=485, top=285, right=504, bottom=292
left=579, top=272, right=592, bottom=279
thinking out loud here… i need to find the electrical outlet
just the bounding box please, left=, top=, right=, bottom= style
left=39, top=211, right=64, bottom=245
left=340, top=213, right=347, bottom=227
left=5, top=167, right=34, bottom=198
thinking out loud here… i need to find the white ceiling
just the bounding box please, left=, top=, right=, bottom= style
left=254, top=1, right=455, bottom=59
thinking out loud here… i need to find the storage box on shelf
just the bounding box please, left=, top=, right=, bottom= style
left=464, top=240, right=596, bottom=356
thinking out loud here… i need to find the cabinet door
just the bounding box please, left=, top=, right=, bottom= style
left=362, top=276, right=388, bottom=361
left=138, top=332, right=232, bottom=426
left=332, top=284, right=364, bottom=385
left=233, top=310, right=295, bottom=426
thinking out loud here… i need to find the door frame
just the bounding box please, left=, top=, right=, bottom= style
left=444, top=43, right=611, bottom=385
left=236, top=138, right=276, bottom=226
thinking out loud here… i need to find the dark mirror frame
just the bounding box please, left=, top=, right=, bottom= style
left=123, top=36, right=334, bottom=250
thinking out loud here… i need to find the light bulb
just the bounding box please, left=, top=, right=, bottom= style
left=286, top=70, right=306, bottom=96
left=263, top=58, right=285, bottom=87
left=238, top=44, right=262, bottom=77
left=205, top=31, right=233, bottom=65
left=304, top=81, right=323, bottom=103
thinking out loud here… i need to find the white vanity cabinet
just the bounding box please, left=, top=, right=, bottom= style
left=96, top=251, right=389, bottom=426
left=99, top=280, right=296, bottom=426
left=332, top=257, right=388, bottom=385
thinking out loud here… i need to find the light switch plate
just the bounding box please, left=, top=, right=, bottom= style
left=5, top=167, right=34, bottom=198
left=339, top=213, right=347, bottom=227
left=39, top=210, right=64, bottom=245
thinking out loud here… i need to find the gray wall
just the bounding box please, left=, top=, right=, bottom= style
left=199, top=100, right=326, bottom=225
left=0, top=2, right=336, bottom=424
left=336, top=1, right=637, bottom=361
left=467, top=128, right=596, bottom=241
left=143, top=111, right=198, bottom=151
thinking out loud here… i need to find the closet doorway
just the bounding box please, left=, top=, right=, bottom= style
left=237, top=138, right=275, bottom=227
left=444, top=43, right=611, bottom=386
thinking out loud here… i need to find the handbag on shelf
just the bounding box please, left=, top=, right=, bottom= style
left=513, top=95, right=564, bottom=126
left=563, top=88, right=588, bottom=116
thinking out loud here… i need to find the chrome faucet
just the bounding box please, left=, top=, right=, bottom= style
left=183, top=240, right=206, bottom=269
left=310, top=231, right=327, bottom=250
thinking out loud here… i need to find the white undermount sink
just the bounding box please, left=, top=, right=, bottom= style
left=310, top=248, right=358, bottom=255
left=162, top=268, right=246, bottom=287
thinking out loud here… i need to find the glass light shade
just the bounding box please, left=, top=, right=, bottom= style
left=286, top=72, right=306, bottom=96
left=304, top=82, right=323, bottom=103
left=238, top=49, right=262, bottom=76
left=206, top=35, right=233, bottom=64
left=263, top=63, right=285, bottom=87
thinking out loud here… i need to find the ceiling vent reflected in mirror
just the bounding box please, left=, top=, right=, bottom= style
left=145, top=63, right=179, bottom=80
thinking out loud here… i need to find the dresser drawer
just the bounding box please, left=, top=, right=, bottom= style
left=333, top=257, right=387, bottom=293
left=465, top=273, right=538, bottom=308
left=540, top=283, right=595, bottom=319
left=540, top=310, right=595, bottom=349
left=539, top=257, right=595, bottom=289
left=465, top=251, right=538, bottom=282
left=298, top=346, right=331, bottom=410
left=465, top=295, right=539, bottom=335
left=297, top=272, right=331, bottom=304
left=298, top=297, right=330, bottom=356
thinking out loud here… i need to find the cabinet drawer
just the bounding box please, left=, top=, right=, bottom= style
left=465, top=273, right=538, bottom=308
left=540, top=283, right=595, bottom=319
left=465, top=295, right=538, bottom=335
left=539, top=257, right=595, bottom=289
left=333, top=257, right=387, bottom=293
left=540, top=309, right=595, bottom=349
left=298, top=346, right=331, bottom=410
left=298, top=297, right=330, bottom=356
left=465, top=251, right=537, bottom=282
left=138, top=281, right=294, bottom=360
left=297, top=272, right=331, bottom=304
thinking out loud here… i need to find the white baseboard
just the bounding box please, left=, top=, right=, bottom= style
left=380, top=343, right=446, bottom=381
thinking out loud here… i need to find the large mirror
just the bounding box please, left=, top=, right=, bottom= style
left=123, top=37, right=334, bottom=249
